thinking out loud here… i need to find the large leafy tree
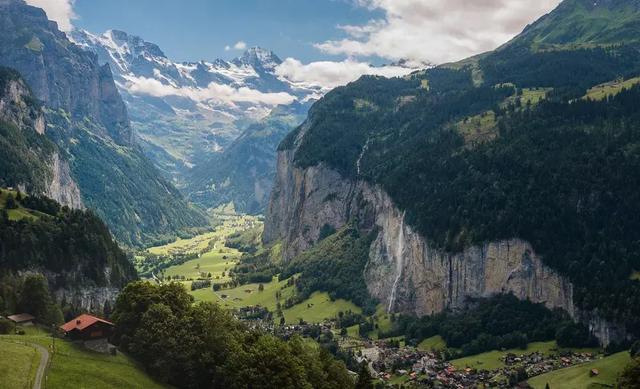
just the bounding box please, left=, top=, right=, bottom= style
left=112, top=281, right=354, bottom=389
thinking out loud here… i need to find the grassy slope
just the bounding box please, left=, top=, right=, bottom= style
left=166, top=250, right=238, bottom=283
left=450, top=341, right=599, bottom=371
left=528, top=351, right=631, bottom=389
left=0, top=339, right=39, bottom=389
left=283, top=292, right=361, bottom=325
left=417, top=336, right=447, bottom=352
left=584, top=76, right=640, bottom=100
left=1, top=327, right=167, bottom=389
left=190, top=276, right=292, bottom=310
left=0, top=189, right=46, bottom=221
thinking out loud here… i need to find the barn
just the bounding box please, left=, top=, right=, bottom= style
left=60, top=314, right=114, bottom=341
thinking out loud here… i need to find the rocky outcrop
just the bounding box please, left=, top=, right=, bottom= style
left=45, top=152, right=83, bottom=209
left=53, top=286, right=119, bottom=314
left=264, top=133, right=628, bottom=345
left=0, top=73, right=83, bottom=209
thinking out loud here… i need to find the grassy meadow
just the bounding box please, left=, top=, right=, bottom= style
left=0, top=327, right=167, bottom=389
left=0, top=189, right=48, bottom=221
left=450, top=341, right=599, bottom=371
left=584, top=76, right=640, bottom=101
left=417, top=335, right=447, bottom=352
left=528, top=351, right=631, bottom=389
left=0, top=338, right=40, bottom=389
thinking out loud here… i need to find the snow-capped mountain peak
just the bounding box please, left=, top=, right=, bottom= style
left=234, top=47, right=282, bottom=71
left=71, top=29, right=168, bottom=74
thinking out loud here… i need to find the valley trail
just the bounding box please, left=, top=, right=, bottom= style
left=32, top=342, right=49, bottom=389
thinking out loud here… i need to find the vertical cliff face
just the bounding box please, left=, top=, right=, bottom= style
left=0, top=0, right=131, bottom=145
left=0, top=72, right=83, bottom=208
left=45, top=152, right=83, bottom=209
left=264, top=138, right=627, bottom=345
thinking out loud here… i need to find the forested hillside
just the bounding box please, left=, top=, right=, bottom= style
left=279, top=0, right=640, bottom=338
left=0, top=189, right=136, bottom=315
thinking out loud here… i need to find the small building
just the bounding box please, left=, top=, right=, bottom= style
left=7, top=313, right=35, bottom=326
left=60, top=314, right=114, bottom=341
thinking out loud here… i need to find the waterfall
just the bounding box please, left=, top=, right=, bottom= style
left=388, top=211, right=406, bottom=312
left=356, top=138, right=371, bottom=176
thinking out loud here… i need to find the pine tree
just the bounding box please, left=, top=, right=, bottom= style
left=355, top=363, right=373, bottom=389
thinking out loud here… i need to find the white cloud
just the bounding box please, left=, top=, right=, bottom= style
left=125, top=76, right=296, bottom=106
left=225, top=41, right=248, bottom=52
left=275, top=58, right=416, bottom=90
left=25, top=0, right=76, bottom=32
left=316, top=0, right=562, bottom=64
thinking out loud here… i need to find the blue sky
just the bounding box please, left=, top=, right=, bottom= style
left=27, top=0, right=563, bottom=67
left=73, top=0, right=382, bottom=63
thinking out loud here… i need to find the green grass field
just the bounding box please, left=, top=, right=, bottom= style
left=165, top=250, right=238, bottom=283
left=146, top=214, right=260, bottom=257
left=456, top=111, right=498, bottom=145
left=283, top=292, right=361, bottom=324
left=528, top=351, right=631, bottom=389
left=0, top=189, right=47, bottom=221
left=584, top=77, right=640, bottom=101
left=190, top=276, right=361, bottom=324
left=1, top=327, right=168, bottom=389
left=418, top=335, right=447, bottom=352
left=0, top=338, right=40, bottom=389
left=450, top=341, right=599, bottom=371
left=192, top=276, right=296, bottom=311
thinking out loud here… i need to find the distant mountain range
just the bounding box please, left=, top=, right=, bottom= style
left=0, top=0, right=208, bottom=246
left=72, top=29, right=319, bottom=212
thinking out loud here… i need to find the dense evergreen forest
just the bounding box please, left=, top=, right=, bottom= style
left=387, top=294, right=596, bottom=358
left=281, top=43, right=640, bottom=337
left=0, top=192, right=136, bottom=288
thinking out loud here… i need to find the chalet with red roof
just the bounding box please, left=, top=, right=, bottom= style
left=60, top=314, right=114, bottom=341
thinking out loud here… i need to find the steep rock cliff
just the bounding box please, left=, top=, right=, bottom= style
left=0, top=69, right=82, bottom=208
left=264, top=137, right=627, bottom=345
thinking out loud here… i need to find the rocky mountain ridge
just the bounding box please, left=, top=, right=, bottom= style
left=0, top=0, right=209, bottom=246
left=72, top=29, right=319, bottom=189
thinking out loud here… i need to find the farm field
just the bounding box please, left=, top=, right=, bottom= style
left=1, top=327, right=167, bottom=389
left=0, top=338, right=40, bottom=389
left=528, top=351, right=631, bottom=389
left=450, top=341, right=599, bottom=371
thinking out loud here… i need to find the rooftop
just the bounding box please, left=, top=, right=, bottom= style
left=60, top=314, right=114, bottom=333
